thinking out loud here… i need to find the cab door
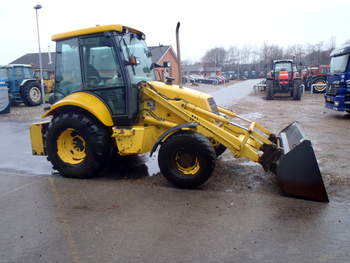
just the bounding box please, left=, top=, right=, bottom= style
left=80, top=34, right=129, bottom=123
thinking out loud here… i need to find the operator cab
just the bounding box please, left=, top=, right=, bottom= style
left=51, top=25, right=156, bottom=125
left=329, top=46, right=350, bottom=75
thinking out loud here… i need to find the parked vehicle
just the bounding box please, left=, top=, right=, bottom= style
left=33, top=69, right=54, bottom=93
left=222, top=71, right=235, bottom=80
left=249, top=70, right=257, bottom=79
left=0, top=79, right=10, bottom=114
left=301, top=65, right=329, bottom=93
left=216, top=76, right=225, bottom=84
left=324, top=45, right=350, bottom=113
left=265, top=59, right=303, bottom=100
left=0, top=64, right=42, bottom=106
left=206, top=77, right=219, bottom=85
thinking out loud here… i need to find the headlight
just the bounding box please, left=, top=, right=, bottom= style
left=334, top=101, right=339, bottom=106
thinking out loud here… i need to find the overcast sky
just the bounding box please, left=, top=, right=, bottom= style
left=0, top=0, right=349, bottom=65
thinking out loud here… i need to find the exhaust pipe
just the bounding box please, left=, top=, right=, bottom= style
left=176, top=22, right=183, bottom=88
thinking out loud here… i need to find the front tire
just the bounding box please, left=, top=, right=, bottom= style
left=46, top=112, right=110, bottom=179
left=214, top=144, right=227, bottom=157
left=266, top=80, right=274, bottom=100
left=293, top=81, right=302, bottom=100
left=158, top=132, right=216, bottom=189
left=21, top=81, right=42, bottom=106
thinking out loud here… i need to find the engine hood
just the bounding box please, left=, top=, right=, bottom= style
left=148, top=81, right=214, bottom=111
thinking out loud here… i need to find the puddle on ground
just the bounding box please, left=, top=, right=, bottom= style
left=241, top=112, right=264, bottom=120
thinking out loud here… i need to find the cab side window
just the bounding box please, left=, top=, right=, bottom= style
left=81, top=36, right=125, bottom=89
left=55, top=38, right=82, bottom=96
left=14, top=67, right=23, bottom=79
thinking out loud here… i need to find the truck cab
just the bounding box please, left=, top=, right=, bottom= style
left=324, top=45, right=350, bottom=113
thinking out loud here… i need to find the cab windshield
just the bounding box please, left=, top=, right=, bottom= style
left=330, top=54, right=349, bottom=74
left=118, top=32, right=155, bottom=85
left=275, top=63, right=292, bottom=72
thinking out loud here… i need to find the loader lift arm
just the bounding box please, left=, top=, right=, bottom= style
left=141, top=82, right=278, bottom=166
left=142, top=83, right=328, bottom=202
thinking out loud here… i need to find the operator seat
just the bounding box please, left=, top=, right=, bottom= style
left=86, top=64, right=101, bottom=85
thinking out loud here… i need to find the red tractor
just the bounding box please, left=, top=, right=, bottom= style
left=301, top=65, right=329, bottom=93
left=265, top=59, right=303, bottom=100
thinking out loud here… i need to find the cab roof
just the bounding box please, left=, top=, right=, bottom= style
left=1, top=64, right=32, bottom=68
left=330, top=44, right=350, bottom=57
left=273, top=59, right=293, bottom=64
left=52, top=24, right=144, bottom=41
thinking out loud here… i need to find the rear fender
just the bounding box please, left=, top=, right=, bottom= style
left=20, top=79, right=37, bottom=87
left=42, top=92, right=114, bottom=127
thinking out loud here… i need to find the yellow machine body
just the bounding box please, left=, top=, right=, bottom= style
left=42, top=92, right=114, bottom=126
left=31, top=80, right=272, bottom=163
left=30, top=120, right=50, bottom=155
left=29, top=23, right=273, bottom=163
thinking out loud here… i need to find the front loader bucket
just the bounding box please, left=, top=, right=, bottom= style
left=276, top=122, right=329, bottom=202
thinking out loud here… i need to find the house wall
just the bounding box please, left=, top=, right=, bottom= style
left=154, top=50, right=179, bottom=84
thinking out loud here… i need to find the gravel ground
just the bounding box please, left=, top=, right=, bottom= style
left=145, top=90, right=350, bottom=200
left=0, top=104, right=44, bottom=121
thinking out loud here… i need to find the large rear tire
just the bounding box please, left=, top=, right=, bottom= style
left=265, top=80, right=274, bottom=100
left=293, top=84, right=302, bottom=100
left=158, top=132, right=216, bottom=189
left=266, top=86, right=274, bottom=100
left=46, top=112, right=110, bottom=179
left=21, top=81, right=42, bottom=106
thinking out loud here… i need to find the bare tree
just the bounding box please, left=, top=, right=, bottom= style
left=201, top=47, right=227, bottom=67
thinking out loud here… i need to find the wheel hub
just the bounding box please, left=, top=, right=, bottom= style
left=314, top=80, right=326, bottom=92
left=57, top=128, right=86, bottom=164
left=30, top=86, right=41, bottom=102
left=175, top=151, right=200, bottom=175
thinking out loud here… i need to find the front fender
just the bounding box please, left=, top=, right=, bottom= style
left=20, top=79, right=37, bottom=86
left=42, top=92, right=114, bottom=126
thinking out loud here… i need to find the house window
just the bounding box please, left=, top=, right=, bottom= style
left=164, top=61, right=171, bottom=77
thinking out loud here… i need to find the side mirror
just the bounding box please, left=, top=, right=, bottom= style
left=55, top=75, right=63, bottom=83
left=150, top=63, right=161, bottom=70
left=127, top=56, right=139, bottom=66
left=145, top=49, right=152, bottom=58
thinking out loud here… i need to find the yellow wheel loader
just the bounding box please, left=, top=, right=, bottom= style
left=29, top=24, right=328, bottom=202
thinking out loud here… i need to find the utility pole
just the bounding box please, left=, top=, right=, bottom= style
left=34, top=4, right=45, bottom=105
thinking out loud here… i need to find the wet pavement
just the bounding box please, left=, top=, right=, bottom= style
left=0, top=120, right=52, bottom=175
left=0, top=172, right=349, bottom=263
